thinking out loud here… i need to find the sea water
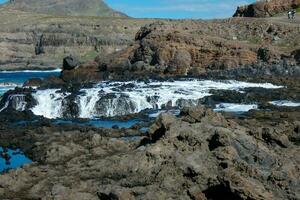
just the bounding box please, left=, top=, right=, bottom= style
left=0, top=69, right=61, bottom=96
left=0, top=147, right=32, bottom=172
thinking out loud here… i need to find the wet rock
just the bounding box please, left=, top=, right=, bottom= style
left=23, top=78, right=43, bottom=87
left=0, top=106, right=299, bottom=199
left=94, top=94, right=136, bottom=117
left=61, top=61, right=102, bottom=84
left=292, top=48, right=300, bottom=65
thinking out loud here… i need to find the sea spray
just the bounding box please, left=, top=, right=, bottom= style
left=31, top=89, right=70, bottom=119
left=0, top=94, right=27, bottom=112
left=5, top=79, right=283, bottom=119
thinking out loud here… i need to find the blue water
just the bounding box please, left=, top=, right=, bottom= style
left=0, top=69, right=61, bottom=96
left=54, top=118, right=141, bottom=128
left=0, top=147, right=32, bottom=172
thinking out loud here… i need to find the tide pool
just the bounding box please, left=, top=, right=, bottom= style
left=54, top=118, right=141, bottom=128
left=0, top=147, right=32, bottom=172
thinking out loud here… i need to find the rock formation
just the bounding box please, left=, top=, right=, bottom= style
left=0, top=8, right=152, bottom=70
left=0, top=106, right=299, bottom=199
left=233, top=0, right=300, bottom=17
left=54, top=18, right=300, bottom=84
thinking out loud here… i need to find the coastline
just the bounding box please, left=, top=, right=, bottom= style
left=0, top=0, right=300, bottom=199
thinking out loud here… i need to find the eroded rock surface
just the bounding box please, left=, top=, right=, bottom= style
left=55, top=17, right=300, bottom=84
left=0, top=106, right=299, bottom=200
left=0, top=8, right=152, bottom=70
left=233, top=0, right=300, bottom=18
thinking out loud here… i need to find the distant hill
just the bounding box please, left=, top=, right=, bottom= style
left=2, top=0, right=128, bottom=17
left=233, top=0, right=300, bottom=17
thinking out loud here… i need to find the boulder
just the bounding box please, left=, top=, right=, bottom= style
left=63, top=56, right=79, bottom=70
left=23, top=78, right=43, bottom=87
left=292, top=49, right=300, bottom=64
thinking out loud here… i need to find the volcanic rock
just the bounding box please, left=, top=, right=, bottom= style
left=63, top=56, right=80, bottom=70
left=233, top=0, right=300, bottom=18
left=0, top=106, right=299, bottom=199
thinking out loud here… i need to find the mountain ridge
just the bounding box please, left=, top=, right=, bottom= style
left=1, top=0, right=128, bottom=17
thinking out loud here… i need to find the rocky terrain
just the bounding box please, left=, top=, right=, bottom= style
left=36, top=14, right=300, bottom=85
left=0, top=8, right=151, bottom=70
left=233, top=0, right=300, bottom=17
left=0, top=106, right=299, bottom=199
left=1, top=0, right=300, bottom=72
left=0, top=1, right=300, bottom=199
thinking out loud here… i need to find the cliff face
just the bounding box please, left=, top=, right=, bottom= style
left=2, top=0, right=127, bottom=17
left=58, top=17, right=300, bottom=84
left=0, top=8, right=151, bottom=70
left=233, top=0, right=300, bottom=17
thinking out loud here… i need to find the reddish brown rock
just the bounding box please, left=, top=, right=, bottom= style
left=233, top=0, right=300, bottom=18
left=60, top=61, right=103, bottom=84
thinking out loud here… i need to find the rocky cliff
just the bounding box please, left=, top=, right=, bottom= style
left=0, top=8, right=151, bottom=70
left=56, top=16, right=300, bottom=84
left=233, top=0, right=300, bottom=17
left=2, top=0, right=127, bottom=17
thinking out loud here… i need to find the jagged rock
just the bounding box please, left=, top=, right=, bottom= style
left=257, top=47, right=277, bottom=63
left=166, top=49, right=192, bottom=75
left=292, top=48, right=300, bottom=64
left=61, top=61, right=102, bottom=84
left=1, top=106, right=299, bottom=199
left=23, top=78, right=43, bottom=87
left=233, top=0, right=300, bottom=18
left=63, top=56, right=79, bottom=70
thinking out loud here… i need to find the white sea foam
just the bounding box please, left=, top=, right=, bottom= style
left=75, top=80, right=280, bottom=118
left=0, top=82, right=19, bottom=87
left=214, top=103, right=258, bottom=112
left=31, top=89, right=69, bottom=119
left=0, top=69, right=61, bottom=73
left=22, top=79, right=283, bottom=119
left=269, top=100, right=300, bottom=107
left=77, top=88, right=103, bottom=118
left=0, top=94, right=27, bottom=112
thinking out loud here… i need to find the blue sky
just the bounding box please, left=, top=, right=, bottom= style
left=0, top=0, right=255, bottom=19
left=105, top=0, right=255, bottom=19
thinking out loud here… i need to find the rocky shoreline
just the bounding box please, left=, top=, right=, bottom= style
left=0, top=1, right=300, bottom=199
left=0, top=106, right=299, bottom=199
left=0, top=71, right=299, bottom=199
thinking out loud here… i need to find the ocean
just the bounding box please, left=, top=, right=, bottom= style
left=0, top=69, right=61, bottom=96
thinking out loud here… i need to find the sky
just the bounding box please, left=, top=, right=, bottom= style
left=105, top=0, right=255, bottom=19
left=0, top=0, right=256, bottom=19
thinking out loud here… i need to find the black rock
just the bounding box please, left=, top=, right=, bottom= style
left=63, top=56, right=79, bottom=70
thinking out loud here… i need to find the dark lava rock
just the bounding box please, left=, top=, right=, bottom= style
left=292, top=48, right=300, bottom=65
left=63, top=55, right=79, bottom=70
left=0, top=106, right=299, bottom=199
left=23, top=78, right=43, bottom=87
